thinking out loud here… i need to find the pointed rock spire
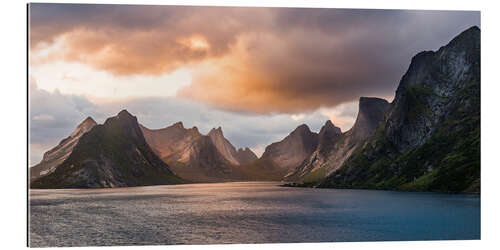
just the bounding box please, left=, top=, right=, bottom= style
left=319, top=120, right=342, bottom=137
left=172, top=121, right=184, bottom=128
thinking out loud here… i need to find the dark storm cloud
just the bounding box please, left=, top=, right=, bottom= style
left=179, top=9, right=479, bottom=113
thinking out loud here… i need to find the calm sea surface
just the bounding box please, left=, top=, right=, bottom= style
left=29, top=182, right=480, bottom=247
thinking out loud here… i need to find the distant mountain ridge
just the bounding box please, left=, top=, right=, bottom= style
left=31, top=110, right=183, bottom=188
left=140, top=122, right=258, bottom=182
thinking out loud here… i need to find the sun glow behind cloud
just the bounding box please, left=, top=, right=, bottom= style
left=180, top=36, right=211, bottom=50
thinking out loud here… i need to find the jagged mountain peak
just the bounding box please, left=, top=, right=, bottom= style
left=31, top=110, right=183, bottom=188
left=445, top=25, right=479, bottom=49
left=162, top=122, right=201, bottom=136
left=70, top=116, right=97, bottom=137
left=296, top=123, right=310, bottom=130
left=108, top=110, right=138, bottom=123
left=261, top=123, right=319, bottom=171
left=31, top=115, right=98, bottom=181
left=189, top=126, right=200, bottom=134
left=208, top=126, right=224, bottom=137
left=206, top=126, right=241, bottom=165
left=172, top=121, right=184, bottom=128
left=117, top=109, right=134, bottom=118
left=106, top=110, right=140, bottom=131
left=101, top=110, right=144, bottom=142
left=319, top=120, right=342, bottom=136
left=103, top=110, right=141, bottom=134
left=291, top=124, right=314, bottom=136
left=82, top=116, right=97, bottom=125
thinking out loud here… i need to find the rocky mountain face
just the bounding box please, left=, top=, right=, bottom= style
left=140, top=122, right=202, bottom=162
left=318, top=26, right=480, bottom=193
left=239, top=124, right=320, bottom=181
left=285, top=97, right=389, bottom=183
left=30, top=110, right=184, bottom=188
left=208, top=128, right=258, bottom=164
left=207, top=127, right=241, bottom=166
left=261, top=124, right=319, bottom=173
left=235, top=147, right=258, bottom=165
left=30, top=117, right=97, bottom=181
left=140, top=123, right=258, bottom=182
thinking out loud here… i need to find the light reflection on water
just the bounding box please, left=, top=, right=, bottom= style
left=29, top=182, right=480, bottom=247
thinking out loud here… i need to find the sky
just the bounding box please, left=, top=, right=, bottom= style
left=28, top=3, right=480, bottom=165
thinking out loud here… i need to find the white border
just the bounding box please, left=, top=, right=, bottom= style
left=2, top=0, right=499, bottom=250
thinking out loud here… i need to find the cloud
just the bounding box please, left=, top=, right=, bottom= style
left=32, top=114, right=55, bottom=121
left=29, top=77, right=101, bottom=164
left=31, top=61, right=192, bottom=99
left=318, top=102, right=359, bottom=132
left=29, top=4, right=273, bottom=75
left=179, top=9, right=480, bottom=113
left=29, top=4, right=480, bottom=114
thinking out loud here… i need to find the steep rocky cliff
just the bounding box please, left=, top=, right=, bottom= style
left=207, top=127, right=241, bottom=165
left=285, top=97, right=389, bottom=183
left=318, top=26, right=480, bottom=193
left=31, top=110, right=184, bottom=188
left=30, top=117, right=97, bottom=181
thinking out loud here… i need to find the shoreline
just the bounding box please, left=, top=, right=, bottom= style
left=280, top=182, right=481, bottom=195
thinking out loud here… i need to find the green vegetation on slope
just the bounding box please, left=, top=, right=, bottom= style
left=319, top=81, right=480, bottom=193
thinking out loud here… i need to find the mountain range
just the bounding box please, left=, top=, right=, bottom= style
left=29, top=26, right=480, bottom=192
left=140, top=122, right=257, bottom=182
left=31, top=110, right=184, bottom=188
left=284, top=97, right=390, bottom=183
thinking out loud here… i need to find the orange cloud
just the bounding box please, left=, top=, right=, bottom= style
left=29, top=4, right=480, bottom=113
left=32, top=28, right=213, bottom=75
left=178, top=32, right=369, bottom=113
left=30, top=5, right=274, bottom=75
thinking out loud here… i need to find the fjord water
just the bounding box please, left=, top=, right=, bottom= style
left=29, top=182, right=479, bottom=247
